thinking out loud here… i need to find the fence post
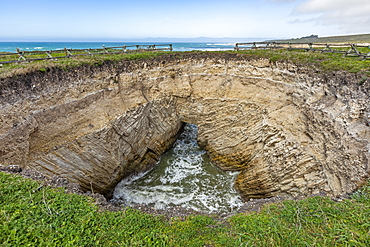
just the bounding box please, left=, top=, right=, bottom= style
left=363, top=51, right=370, bottom=60
left=308, top=43, right=313, bottom=52
left=46, top=51, right=53, bottom=59
left=364, top=46, right=370, bottom=60
left=16, top=48, right=26, bottom=61
left=103, top=45, right=109, bottom=54
left=64, top=48, right=73, bottom=57
left=322, top=44, right=332, bottom=53
left=345, top=44, right=360, bottom=57
left=353, top=44, right=360, bottom=55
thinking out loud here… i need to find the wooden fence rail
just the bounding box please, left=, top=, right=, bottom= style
left=0, top=44, right=173, bottom=64
left=234, top=42, right=370, bottom=60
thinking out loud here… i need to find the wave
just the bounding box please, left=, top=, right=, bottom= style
left=0, top=42, right=239, bottom=52
left=193, top=48, right=232, bottom=52
left=207, top=43, right=235, bottom=46
left=113, top=124, right=243, bottom=213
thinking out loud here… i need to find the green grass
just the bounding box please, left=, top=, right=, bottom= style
left=274, top=33, right=370, bottom=43
left=231, top=196, right=370, bottom=246
left=2, top=47, right=370, bottom=79
left=1, top=172, right=369, bottom=246
left=0, top=51, right=169, bottom=78
left=238, top=49, right=370, bottom=76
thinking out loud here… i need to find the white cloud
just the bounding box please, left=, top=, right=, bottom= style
left=296, top=0, right=366, bottom=12
left=294, top=0, right=370, bottom=33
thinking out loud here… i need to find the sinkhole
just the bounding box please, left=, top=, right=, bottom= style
left=112, top=123, right=244, bottom=213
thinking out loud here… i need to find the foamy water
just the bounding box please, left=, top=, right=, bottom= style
left=113, top=124, right=244, bottom=213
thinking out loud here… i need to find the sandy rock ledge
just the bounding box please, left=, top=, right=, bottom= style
left=0, top=53, right=369, bottom=201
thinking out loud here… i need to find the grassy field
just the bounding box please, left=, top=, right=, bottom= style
left=238, top=49, right=370, bottom=77
left=0, top=51, right=170, bottom=78
left=273, top=33, right=370, bottom=43
left=1, top=171, right=369, bottom=246
left=1, top=47, right=369, bottom=80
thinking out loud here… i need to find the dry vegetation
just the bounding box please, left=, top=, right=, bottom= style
left=274, top=33, right=370, bottom=44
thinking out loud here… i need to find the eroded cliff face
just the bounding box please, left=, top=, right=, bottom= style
left=0, top=53, right=369, bottom=199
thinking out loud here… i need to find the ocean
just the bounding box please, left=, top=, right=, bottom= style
left=113, top=124, right=243, bottom=213
left=0, top=42, right=241, bottom=53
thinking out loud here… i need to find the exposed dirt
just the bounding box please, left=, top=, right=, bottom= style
left=1, top=52, right=369, bottom=105
left=0, top=53, right=253, bottom=104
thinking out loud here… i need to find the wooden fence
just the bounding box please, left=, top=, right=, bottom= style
left=0, top=44, right=173, bottom=64
left=234, top=42, right=370, bottom=60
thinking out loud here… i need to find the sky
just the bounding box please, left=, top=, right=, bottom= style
left=0, top=0, right=369, bottom=41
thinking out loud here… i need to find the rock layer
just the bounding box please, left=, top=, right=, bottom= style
left=0, top=53, right=369, bottom=199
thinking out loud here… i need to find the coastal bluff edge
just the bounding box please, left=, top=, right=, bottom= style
left=0, top=52, right=369, bottom=200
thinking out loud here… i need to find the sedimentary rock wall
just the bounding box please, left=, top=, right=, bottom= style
left=0, top=53, right=369, bottom=199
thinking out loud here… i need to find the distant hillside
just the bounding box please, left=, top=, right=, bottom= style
left=272, top=33, right=370, bottom=43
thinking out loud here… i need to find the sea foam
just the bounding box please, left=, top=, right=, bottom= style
left=113, top=124, right=244, bottom=213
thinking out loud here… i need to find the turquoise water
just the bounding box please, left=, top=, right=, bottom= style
left=0, top=42, right=238, bottom=53
left=113, top=124, right=244, bottom=213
